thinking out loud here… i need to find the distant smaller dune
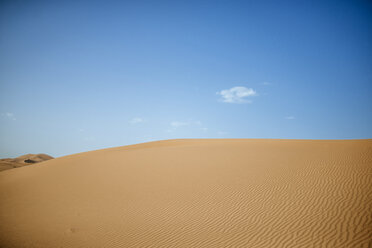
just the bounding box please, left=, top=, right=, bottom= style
left=0, top=154, right=54, bottom=172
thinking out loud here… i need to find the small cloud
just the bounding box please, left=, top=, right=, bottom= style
left=130, top=117, right=144, bottom=124
left=170, top=121, right=189, bottom=128
left=201, top=127, right=208, bottom=131
left=84, top=136, right=96, bottom=142
left=217, top=86, right=257, bottom=103
left=2, top=112, right=16, bottom=120
left=285, top=116, right=295, bottom=120
left=137, top=134, right=155, bottom=142
left=169, top=120, right=206, bottom=132
left=194, top=120, right=202, bottom=126
left=262, top=82, right=271, bottom=85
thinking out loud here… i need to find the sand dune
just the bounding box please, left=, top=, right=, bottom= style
left=0, top=154, right=54, bottom=172
left=0, top=139, right=371, bottom=247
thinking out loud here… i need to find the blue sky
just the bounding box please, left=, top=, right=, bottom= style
left=0, top=0, right=371, bottom=157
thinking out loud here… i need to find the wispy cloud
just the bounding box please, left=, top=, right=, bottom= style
left=262, top=82, right=271, bottom=85
left=170, top=120, right=202, bottom=128
left=167, top=120, right=206, bottom=133
left=84, top=136, right=96, bottom=142
left=129, top=117, right=144, bottom=124
left=194, top=121, right=202, bottom=126
left=217, top=86, right=257, bottom=103
left=2, top=112, right=16, bottom=120
left=170, top=121, right=189, bottom=128
left=285, top=116, right=295, bottom=120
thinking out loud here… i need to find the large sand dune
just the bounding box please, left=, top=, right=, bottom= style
left=0, top=139, right=371, bottom=247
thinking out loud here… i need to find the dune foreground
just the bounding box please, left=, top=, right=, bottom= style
left=0, top=139, right=371, bottom=247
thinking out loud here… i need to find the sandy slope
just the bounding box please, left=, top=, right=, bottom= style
left=0, top=154, right=54, bottom=172
left=0, top=139, right=371, bottom=248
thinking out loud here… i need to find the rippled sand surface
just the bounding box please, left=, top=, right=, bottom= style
left=0, top=139, right=371, bottom=247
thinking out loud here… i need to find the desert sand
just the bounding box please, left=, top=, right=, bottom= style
left=0, top=154, right=54, bottom=172
left=0, top=139, right=371, bottom=247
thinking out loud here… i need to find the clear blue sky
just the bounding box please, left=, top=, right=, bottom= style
left=1, top=0, right=371, bottom=157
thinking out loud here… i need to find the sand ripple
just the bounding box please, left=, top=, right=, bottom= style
left=0, top=139, right=371, bottom=247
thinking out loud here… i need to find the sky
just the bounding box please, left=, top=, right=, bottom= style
left=0, top=0, right=371, bottom=157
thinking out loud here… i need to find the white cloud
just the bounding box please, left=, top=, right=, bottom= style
left=170, top=121, right=189, bottom=128
left=2, top=112, right=16, bottom=120
left=168, top=120, right=206, bottom=132
left=217, top=86, right=257, bottom=103
left=137, top=134, right=156, bottom=142
left=170, top=120, right=203, bottom=128
left=130, top=117, right=144, bottom=124
left=194, top=120, right=202, bottom=126
left=285, top=116, right=295, bottom=120
left=84, top=136, right=96, bottom=142
left=262, top=82, right=271, bottom=85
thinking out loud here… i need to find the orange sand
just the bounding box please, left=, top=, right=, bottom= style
left=0, top=139, right=371, bottom=247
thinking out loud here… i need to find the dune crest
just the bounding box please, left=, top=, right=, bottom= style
left=0, top=139, right=371, bottom=247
